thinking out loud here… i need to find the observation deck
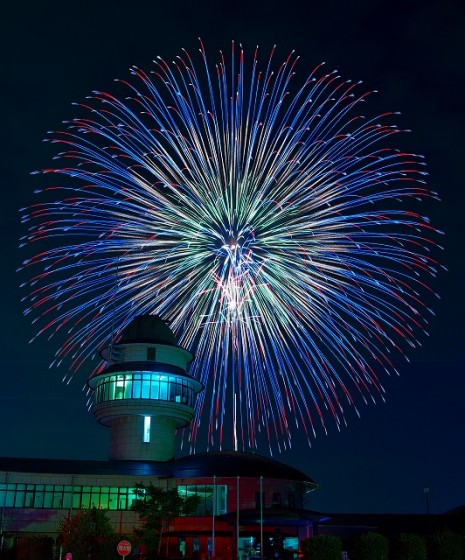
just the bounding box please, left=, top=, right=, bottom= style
left=88, top=315, right=203, bottom=461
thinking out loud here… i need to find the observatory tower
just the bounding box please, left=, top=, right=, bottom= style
left=88, top=315, right=203, bottom=461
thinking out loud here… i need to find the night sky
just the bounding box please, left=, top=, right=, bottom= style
left=2, top=0, right=464, bottom=516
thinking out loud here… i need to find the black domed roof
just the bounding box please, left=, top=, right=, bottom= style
left=0, top=452, right=316, bottom=487
left=118, top=315, right=177, bottom=345
left=170, top=451, right=317, bottom=486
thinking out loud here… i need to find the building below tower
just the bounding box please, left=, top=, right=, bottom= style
left=0, top=451, right=320, bottom=560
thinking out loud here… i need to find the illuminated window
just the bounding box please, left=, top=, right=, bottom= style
left=115, top=376, right=125, bottom=399
left=95, top=372, right=195, bottom=406
left=144, top=416, right=151, bottom=443
left=0, top=483, right=149, bottom=511
left=141, top=374, right=151, bottom=398
left=34, top=487, right=44, bottom=508
left=159, top=378, right=168, bottom=400
left=283, top=537, right=299, bottom=551
left=179, top=538, right=186, bottom=557
left=177, top=484, right=227, bottom=515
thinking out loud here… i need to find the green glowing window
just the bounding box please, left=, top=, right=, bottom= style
left=0, top=483, right=176, bottom=511
left=14, top=491, right=25, bottom=507
left=5, top=490, right=15, bottom=507
left=43, top=493, right=53, bottom=508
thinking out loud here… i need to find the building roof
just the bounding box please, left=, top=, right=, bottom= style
left=118, top=315, right=177, bottom=346
left=317, top=511, right=465, bottom=537
left=0, top=451, right=316, bottom=487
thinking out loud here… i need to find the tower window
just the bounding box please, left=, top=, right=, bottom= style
left=143, top=416, right=151, bottom=443
left=147, top=347, right=156, bottom=361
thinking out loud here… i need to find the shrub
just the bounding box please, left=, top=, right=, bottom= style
left=350, top=532, right=389, bottom=560
left=390, top=533, right=427, bottom=560
left=301, top=535, right=342, bottom=560
left=428, top=530, right=464, bottom=560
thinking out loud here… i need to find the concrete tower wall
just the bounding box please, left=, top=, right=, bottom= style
left=108, top=415, right=177, bottom=461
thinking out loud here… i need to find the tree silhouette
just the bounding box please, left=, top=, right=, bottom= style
left=58, top=507, right=117, bottom=560
left=131, top=483, right=201, bottom=558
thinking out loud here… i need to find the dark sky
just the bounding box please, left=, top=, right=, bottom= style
left=1, top=0, right=464, bottom=515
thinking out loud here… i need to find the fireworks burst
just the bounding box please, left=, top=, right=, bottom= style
left=20, top=41, right=443, bottom=453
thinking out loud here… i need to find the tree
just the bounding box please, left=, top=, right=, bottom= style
left=350, top=532, right=389, bottom=560
left=301, top=535, right=342, bottom=560
left=131, top=483, right=201, bottom=558
left=58, top=507, right=117, bottom=560
left=389, top=533, right=427, bottom=560
left=16, top=535, right=54, bottom=560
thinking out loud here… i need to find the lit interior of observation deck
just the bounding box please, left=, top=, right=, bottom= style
left=93, top=372, right=197, bottom=407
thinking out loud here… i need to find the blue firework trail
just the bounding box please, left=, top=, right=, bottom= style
left=20, top=41, right=443, bottom=453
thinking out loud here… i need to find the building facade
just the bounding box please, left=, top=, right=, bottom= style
left=0, top=316, right=320, bottom=559
left=0, top=453, right=319, bottom=559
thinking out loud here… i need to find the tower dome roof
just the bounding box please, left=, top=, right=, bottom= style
left=118, top=314, right=177, bottom=345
